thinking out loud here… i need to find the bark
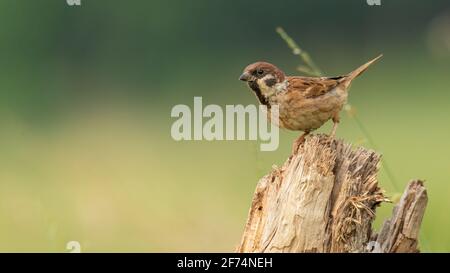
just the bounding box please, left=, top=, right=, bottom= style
left=236, top=134, right=427, bottom=253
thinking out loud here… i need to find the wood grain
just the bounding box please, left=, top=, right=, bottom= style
left=236, top=134, right=427, bottom=253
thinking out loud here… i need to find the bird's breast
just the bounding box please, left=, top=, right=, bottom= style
left=267, top=87, right=348, bottom=131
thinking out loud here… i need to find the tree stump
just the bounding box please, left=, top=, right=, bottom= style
left=236, top=134, right=427, bottom=253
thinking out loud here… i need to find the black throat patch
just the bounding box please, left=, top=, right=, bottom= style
left=248, top=81, right=269, bottom=106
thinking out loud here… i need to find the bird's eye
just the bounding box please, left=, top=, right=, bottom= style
left=257, top=69, right=264, bottom=75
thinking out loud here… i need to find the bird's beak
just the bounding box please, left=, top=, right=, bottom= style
left=239, top=72, right=251, bottom=82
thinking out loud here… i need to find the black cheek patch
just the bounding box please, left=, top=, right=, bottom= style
left=265, top=78, right=277, bottom=87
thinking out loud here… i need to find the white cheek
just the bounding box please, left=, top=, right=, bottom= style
left=258, top=75, right=276, bottom=93
left=262, top=74, right=275, bottom=82
left=257, top=79, right=267, bottom=89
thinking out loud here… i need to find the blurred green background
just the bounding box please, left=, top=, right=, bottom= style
left=0, top=0, right=449, bottom=252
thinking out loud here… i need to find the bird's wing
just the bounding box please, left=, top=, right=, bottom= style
left=287, top=76, right=345, bottom=98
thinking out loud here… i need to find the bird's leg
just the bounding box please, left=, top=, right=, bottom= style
left=329, top=122, right=338, bottom=139
left=292, top=131, right=310, bottom=154
left=329, top=114, right=340, bottom=140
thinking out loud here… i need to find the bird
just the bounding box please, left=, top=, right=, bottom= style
left=239, top=55, right=382, bottom=153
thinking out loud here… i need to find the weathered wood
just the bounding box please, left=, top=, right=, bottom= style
left=370, top=180, right=427, bottom=253
left=236, top=134, right=427, bottom=253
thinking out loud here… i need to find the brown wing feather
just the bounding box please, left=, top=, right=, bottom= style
left=286, top=76, right=345, bottom=98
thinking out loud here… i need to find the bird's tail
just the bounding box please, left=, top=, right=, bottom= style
left=341, top=54, right=382, bottom=88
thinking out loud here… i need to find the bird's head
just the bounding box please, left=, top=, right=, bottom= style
left=239, top=62, right=286, bottom=88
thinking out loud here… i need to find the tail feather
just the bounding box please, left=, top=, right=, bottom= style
left=341, top=54, right=382, bottom=88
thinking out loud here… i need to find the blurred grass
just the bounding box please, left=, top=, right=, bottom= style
left=0, top=0, right=449, bottom=252
left=0, top=52, right=449, bottom=252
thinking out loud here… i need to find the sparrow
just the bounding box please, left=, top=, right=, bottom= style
left=239, top=55, right=382, bottom=152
